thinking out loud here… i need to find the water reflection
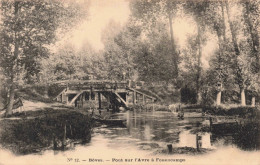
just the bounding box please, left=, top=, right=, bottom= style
left=94, top=111, right=259, bottom=153
left=211, top=121, right=260, bottom=151
left=144, top=124, right=151, bottom=141
left=174, top=131, right=213, bottom=150
left=201, top=133, right=212, bottom=148
left=178, top=131, right=197, bottom=148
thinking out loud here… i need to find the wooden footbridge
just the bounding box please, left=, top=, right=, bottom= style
left=53, top=80, right=156, bottom=110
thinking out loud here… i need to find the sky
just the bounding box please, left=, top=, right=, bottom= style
left=64, top=0, right=130, bottom=50
left=58, top=0, right=217, bottom=68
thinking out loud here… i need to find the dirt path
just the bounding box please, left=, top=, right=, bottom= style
left=0, top=100, right=71, bottom=119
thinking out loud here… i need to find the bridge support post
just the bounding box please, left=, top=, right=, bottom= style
left=125, top=92, right=128, bottom=105
left=82, top=92, right=85, bottom=101
left=66, top=95, right=69, bottom=105
left=98, top=92, right=102, bottom=109
left=82, top=92, right=85, bottom=107
left=133, top=91, right=136, bottom=105
left=143, top=95, right=145, bottom=105
left=61, top=93, right=66, bottom=103
left=105, top=92, right=111, bottom=108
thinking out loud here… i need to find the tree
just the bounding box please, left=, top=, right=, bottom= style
left=241, top=0, right=260, bottom=74
left=201, top=1, right=230, bottom=106
left=0, top=0, right=88, bottom=116
left=201, top=0, right=259, bottom=106
left=101, top=20, right=142, bottom=81
left=101, top=20, right=126, bottom=81
left=44, top=43, right=81, bottom=81
left=134, top=21, right=176, bottom=83
left=240, top=0, right=260, bottom=106
left=224, top=0, right=252, bottom=106
left=130, top=0, right=180, bottom=79
left=180, top=34, right=202, bottom=92
left=183, top=0, right=210, bottom=104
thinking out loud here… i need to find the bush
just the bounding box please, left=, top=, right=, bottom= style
left=0, top=110, right=94, bottom=155
left=221, top=90, right=240, bottom=104
left=17, top=85, right=56, bottom=103
left=48, top=84, right=65, bottom=98
left=202, top=105, right=259, bottom=117
left=180, top=86, right=197, bottom=104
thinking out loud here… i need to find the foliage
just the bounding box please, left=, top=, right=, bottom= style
left=0, top=0, right=89, bottom=114
left=203, top=106, right=259, bottom=117
left=134, top=22, right=176, bottom=83
left=240, top=0, right=260, bottom=74
left=180, top=85, right=197, bottom=104
left=0, top=110, right=93, bottom=154
left=1, top=0, right=260, bottom=108
left=101, top=20, right=141, bottom=81
left=130, top=0, right=180, bottom=80
left=0, top=0, right=88, bottom=81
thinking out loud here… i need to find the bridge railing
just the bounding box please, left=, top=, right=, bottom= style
left=52, top=80, right=151, bottom=91
left=53, top=80, right=128, bottom=90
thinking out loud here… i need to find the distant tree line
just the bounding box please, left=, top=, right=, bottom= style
left=99, top=0, right=260, bottom=106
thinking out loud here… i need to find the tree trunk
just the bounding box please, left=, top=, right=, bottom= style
left=214, top=1, right=226, bottom=107
left=241, top=88, right=246, bottom=106
left=6, top=2, right=20, bottom=116
left=62, top=124, right=67, bottom=150
left=225, top=1, right=240, bottom=56
left=43, top=85, right=48, bottom=98
left=221, top=1, right=226, bottom=42
left=196, top=23, right=202, bottom=105
left=251, top=97, right=255, bottom=107
left=168, top=12, right=178, bottom=78
left=5, top=83, right=15, bottom=116
left=216, top=31, right=223, bottom=106
left=226, top=1, right=247, bottom=105
left=244, top=2, right=259, bottom=66
left=216, top=91, right=221, bottom=106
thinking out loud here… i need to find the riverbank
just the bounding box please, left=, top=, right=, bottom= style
left=0, top=107, right=94, bottom=155
left=202, top=105, right=260, bottom=117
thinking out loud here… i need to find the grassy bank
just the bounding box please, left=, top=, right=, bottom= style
left=0, top=109, right=94, bottom=155
left=202, top=105, right=260, bottom=118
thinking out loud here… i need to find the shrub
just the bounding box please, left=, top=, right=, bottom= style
left=202, top=105, right=259, bottom=117
left=0, top=110, right=94, bottom=155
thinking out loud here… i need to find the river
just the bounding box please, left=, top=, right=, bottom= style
left=93, top=111, right=259, bottom=153
left=0, top=110, right=260, bottom=165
